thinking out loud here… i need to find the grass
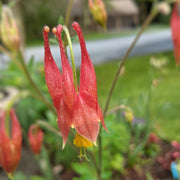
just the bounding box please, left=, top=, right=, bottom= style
left=85, top=23, right=169, bottom=41
left=93, top=51, right=180, bottom=141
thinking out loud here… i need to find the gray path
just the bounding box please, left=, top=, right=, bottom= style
left=0, top=29, right=173, bottom=69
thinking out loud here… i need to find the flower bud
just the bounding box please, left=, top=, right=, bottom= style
left=28, top=125, right=44, bottom=154
left=88, top=0, right=107, bottom=30
left=0, top=109, right=22, bottom=177
left=158, top=2, right=171, bottom=15
left=124, top=110, right=134, bottom=123
left=147, top=133, right=159, bottom=144
left=0, top=5, right=20, bottom=51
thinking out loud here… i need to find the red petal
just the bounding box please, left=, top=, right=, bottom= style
left=57, top=98, right=73, bottom=149
left=73, top=22, right=108, bottom=132
left=170, top=4, right=180, bottom=66
left=43, top=26, right=63, bottom=105
left=97, top=103, right=108, bottom=132
left=73, top=92, right=100, bottom=143
left=72, top=22, right=97, bottom=98
left=54, top=25, right=76, bottom=109
left=11, top=109, right=22, bottom=147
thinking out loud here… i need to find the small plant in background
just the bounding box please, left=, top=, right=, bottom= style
left=158, top=140, right=180, bottom=172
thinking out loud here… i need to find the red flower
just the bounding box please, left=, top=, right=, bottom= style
left=28, top=125, right=44, bottom=154
left=170, top=3, right=180, bottom=66
left=43, top=22, right=107, bottom=149
left=0, top=109, right=22, bottom=177
left=147, top=132, right=159, bottom=144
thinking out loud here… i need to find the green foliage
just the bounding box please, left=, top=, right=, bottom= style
left=72, top=162, right=97, bottom=180
left=14, top=172, right=27, bottom=180
left=30, top=176, right=46, bottom=180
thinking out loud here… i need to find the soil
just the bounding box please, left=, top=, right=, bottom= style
left=0, top=140, right=174, bottom=180
left=120, top=140, right=173, bottom=180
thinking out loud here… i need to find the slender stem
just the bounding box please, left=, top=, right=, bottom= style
left=65, top=0, right=74, bottom=27
left=97, top=11, right=157, bottom=180
left=103, top=12, right=157, bottom=117
left=17, top=50, right=56, bottom=114
left=4, top=91, right=29, bottom=136
left=37, top=120, right=62, bottom=137
left=7, top=173, right=14, bottom=180
left=88, top=150, right=98, bottom=171
left=36, top=120, right=78, bottom=152
left=64, top=0, right=74, bottom=54
left=0, top=45, right=24, bottom=71
left=97, top=133, right=102, bottom=180
left=106, top=104, right=127, bottom=116
left=63, top=26, right=78, bottom=92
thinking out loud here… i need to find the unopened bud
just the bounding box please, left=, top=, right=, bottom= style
left=88, top=0, right=107, bottom=30
left=0, top=109, right=22, bottom=177
left=148, top=133, right=159, bottom=144
left=158, top=2, right=171, bottom=15
left=0, top=5, right=20, bottom=51
left=28, top=124, right=44, bottom=154
left=124, top=110, right=134, bottom=123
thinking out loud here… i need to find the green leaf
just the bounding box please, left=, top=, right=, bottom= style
left=72, top=162, right=96, bottom=180
left=110, top=154, right=124, bottom=172
left=30, top=176, right=46, bottom=180
left=14, top=172, right=26, bottom=180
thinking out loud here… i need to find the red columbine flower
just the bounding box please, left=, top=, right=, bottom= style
left=0, top=109, right=22, bottom=178
left=170, top=3, right=180, bottom=66
left=43, top=22, right=107, bottom=152
left=28, top=125, right=44, bottom=154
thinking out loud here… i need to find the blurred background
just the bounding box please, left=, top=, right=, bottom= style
left=0, top=0, right=180, bottom=180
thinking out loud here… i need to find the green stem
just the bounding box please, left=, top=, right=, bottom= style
left=103, top=11, right=157, bottom=117
left=65, top=0, right=74, bottom=27
left=0, top=45, right=24, bottom=71
left=97, top=10, right=157, bottom=180
left=17, top=50, right=56, bottom=114
left=7, top=173, right=14, bottom=180
left=106, top=104, right=127, bottom=116
left=4, top=91, right=29, bottom=136
left=36, top=120, right=78, bottom=152
left=97, top=132, right=102, bottom=180
left=63, top=26, right=78, bottom=92
left=64, top=0, right=74, bottom=54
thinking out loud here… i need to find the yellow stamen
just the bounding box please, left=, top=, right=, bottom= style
left=73, top=133, right=93, bottom=161
left=73, top=133, right=93, bottom=148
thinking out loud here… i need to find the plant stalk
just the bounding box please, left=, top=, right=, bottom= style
left=17, top=50, right=56, bottom=114
left=63, top=26, right=78, bottom=92
left=97, top=10, right=157, bottom=180
left=65, top=0, right=74, bottom=27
